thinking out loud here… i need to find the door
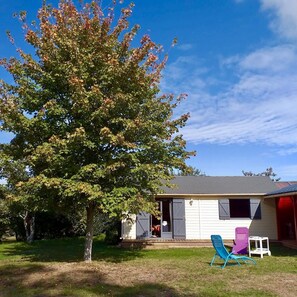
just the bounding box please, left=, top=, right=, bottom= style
left=151, top=199, right=173, bottom=239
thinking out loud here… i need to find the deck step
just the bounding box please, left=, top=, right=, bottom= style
left=120, top=239, right=233, bottom=249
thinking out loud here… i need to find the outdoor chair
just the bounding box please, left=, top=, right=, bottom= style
left=210, top=235, right=256, bottom=269
left=232, top=227, right=249, bottom=254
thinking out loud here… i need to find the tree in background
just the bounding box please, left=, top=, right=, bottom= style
left=0, top=1, right=193, bottom=261
left=242, top=167, right=280, bottom=182
left=176, top=165, right=206, bottom=176
left=0, top=186, right=10, bottom=240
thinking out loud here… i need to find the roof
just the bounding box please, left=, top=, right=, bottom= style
left=160, top=176, right=277, bottom=196
left=274, top=181, right=297, bottom=189
left=265, top=183, right=297, bottom=198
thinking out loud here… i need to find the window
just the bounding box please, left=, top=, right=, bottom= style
left=230, top=199, right=250, bottom=218
left=219, top=198, right=261, bottom=220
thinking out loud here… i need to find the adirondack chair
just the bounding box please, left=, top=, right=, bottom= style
left=232, top=227, right=249, bottom=254
left=210, top=235, right=256, bottom=269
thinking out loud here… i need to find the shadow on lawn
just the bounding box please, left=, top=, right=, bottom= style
left=1, top=237, right=145, bottom=263
left=0, top=262, right=194, bottom=297
left=269, top=243, right=297, bottom=257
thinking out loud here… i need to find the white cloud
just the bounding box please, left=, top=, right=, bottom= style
left=164, top=45, right=297, bottom=155
left=238, top=45, right=297, bottom=73
left=260, top=0, right=297, bottom=41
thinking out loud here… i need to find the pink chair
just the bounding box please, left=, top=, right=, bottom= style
left=232, top=227, right=249, bottom=255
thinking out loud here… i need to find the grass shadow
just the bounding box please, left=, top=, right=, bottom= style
left=0, top=237, right=145, bottom=263
left=0, top=262, right=195, bottom=297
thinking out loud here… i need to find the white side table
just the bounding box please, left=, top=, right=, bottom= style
left=248, top=236, right=271, bottom=258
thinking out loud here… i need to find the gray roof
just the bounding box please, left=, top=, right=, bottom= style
left=161, top=176, right=277, bottom=196
left=265, top=184, right=297, bottom=197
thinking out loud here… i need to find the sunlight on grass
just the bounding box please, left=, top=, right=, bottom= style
left=0, top=237, right=296, bottom=297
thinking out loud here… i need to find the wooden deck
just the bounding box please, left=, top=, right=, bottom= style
left=120, top=239, right=233, bottom=249
left=121, top=239, right=297, bottom=250
left=281, top=240, right=297, bottom=250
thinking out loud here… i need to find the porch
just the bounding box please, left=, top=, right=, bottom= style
left=120, top=238, right=232, bottom=249
left=281, top=240, right=297, bottom=250
left=120, top=238, right=297, bottom=250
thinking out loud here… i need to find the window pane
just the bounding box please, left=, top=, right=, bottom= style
left=230, top=199, right=250, bottom=218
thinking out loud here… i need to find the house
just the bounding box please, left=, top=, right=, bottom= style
left=265, top=182, right=297, bottom=242
left=121, top=176, right=278, bottom=245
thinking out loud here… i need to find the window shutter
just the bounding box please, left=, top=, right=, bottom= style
left=219, top=199, right=230, bottom=220
left=172, top=199, right=186, bottom=239
left=250, top=199, right=261, bottom=219
left=136, top=211, right=150, bottom=239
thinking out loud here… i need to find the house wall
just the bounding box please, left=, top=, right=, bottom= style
left=185, top=197, right=278, bottom=240
left=122, top=196, right=278, bottom=240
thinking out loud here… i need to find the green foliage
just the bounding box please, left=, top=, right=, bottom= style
left=0, top=0, right=192, bottom=216
left=0, top=195, right=10, bottom=239
left=176, top=165, right=206, bottom=176
left=0, top=0, right=193, bottom=259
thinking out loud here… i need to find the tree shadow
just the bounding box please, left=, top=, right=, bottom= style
left=0, top=262, right=195, bottom=297
left=1, top=237, right=146, bottom=263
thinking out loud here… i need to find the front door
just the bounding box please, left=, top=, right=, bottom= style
left=151, top=199, right=173, bottom=239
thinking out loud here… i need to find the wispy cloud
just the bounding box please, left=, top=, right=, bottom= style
left=260, top=0, right=297, bottom=41
left=164, top=45, right=297, bottom=154
left=177, top=43, right=193, bottom=51
left=161, top=1, right=297, bottom=157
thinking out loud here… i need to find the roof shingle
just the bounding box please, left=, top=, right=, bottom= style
left=162, top=176, right=277, bottom=195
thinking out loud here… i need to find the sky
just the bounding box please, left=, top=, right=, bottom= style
left=0, top=0, right=297, bottom=180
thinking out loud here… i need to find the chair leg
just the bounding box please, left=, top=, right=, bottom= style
left=210, top=254, right=217, bottom=266
left=222, top=259, right=228, bottom=269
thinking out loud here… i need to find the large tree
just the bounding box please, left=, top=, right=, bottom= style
left=0, top=1, right=193, bottom=261
left=176, top=165, right=206, bottom=176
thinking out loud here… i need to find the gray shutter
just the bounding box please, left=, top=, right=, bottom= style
left=172, top=199, right=186, bottom=239
left=250, top=199, right=261, bottom=219
left=219, top=199, right=230, bottom=220
left=136, top=211, right=150, bottom=239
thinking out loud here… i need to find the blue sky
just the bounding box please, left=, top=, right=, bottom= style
left=1, top=0, right=297, bottom=180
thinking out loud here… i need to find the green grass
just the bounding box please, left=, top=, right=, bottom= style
left=0, top=237, right=296, bottom=297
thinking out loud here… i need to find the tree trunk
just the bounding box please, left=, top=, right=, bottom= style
left=23, top=211, right=35, bottom=243
left=84, top=203, right=95, bottom=262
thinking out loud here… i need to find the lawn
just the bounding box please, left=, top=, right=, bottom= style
left=0, top=236, right=296, bottom=297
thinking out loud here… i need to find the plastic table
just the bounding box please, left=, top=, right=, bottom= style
left=248, top=236, right=271, bottom=258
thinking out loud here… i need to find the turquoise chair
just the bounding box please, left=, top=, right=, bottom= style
left=210, top=235, right=256, bottom=269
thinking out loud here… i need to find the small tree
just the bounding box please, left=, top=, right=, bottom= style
left=242, top=167, right=280, bottom=182
left=0, top=1, right=193, bottom=261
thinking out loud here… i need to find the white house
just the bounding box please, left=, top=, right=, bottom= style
left=121, top=176, right=278, bottom=243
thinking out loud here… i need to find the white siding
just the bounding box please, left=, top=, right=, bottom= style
left=185, top=197, right=277, bottom=240
left=123, top=197, right=278, bottom=241
left=122, top=215, right=136, bottom=239
left=185, top=199, right=201, bottom=239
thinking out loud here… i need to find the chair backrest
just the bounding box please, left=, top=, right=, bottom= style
left=211, top=235, right=230, bottom=259
left=232, top=227, right=249, bottom=254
